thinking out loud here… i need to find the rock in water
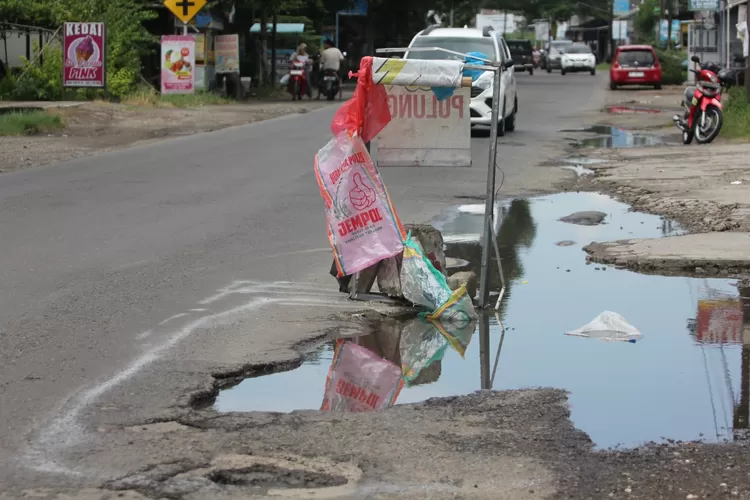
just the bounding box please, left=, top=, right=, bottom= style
left=559, top=211, right=607, bottom=226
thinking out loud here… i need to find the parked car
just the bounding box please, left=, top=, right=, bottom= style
left=610, top=45, right=662, bottom=90
left=506, top=39, right=534, bottom=74
left=560, top=43, right=596, bottom=75
left=404, top=25, right=518, bottom=134
left=545, top=40, right=572, bottom=72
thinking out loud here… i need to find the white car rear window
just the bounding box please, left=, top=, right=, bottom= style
left=407, top=36, right=497, bottom=61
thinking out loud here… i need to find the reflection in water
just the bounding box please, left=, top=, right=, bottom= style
left=439, top=199, right=537, bottom=321
left=686, top=286, right=750, bottom=442
left=562, top=125, right=665, bottom=149
left=320, top=317, right=478, bottom=412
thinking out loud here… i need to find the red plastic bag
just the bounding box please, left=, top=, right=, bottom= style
left=331, top=57, right=392, bottom=143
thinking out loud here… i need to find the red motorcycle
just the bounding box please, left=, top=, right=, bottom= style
left=673, top=56, right=725, bottom=145
left=288, top=60, right=308, bottom=101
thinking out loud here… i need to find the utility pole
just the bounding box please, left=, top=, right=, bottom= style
left=746, top=0, right=750, bottom=102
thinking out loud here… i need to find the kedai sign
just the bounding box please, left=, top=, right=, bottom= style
left=63, top=22, right=106, bottom=88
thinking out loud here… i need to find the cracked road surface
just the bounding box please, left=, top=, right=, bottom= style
left=2, top=72, right=701, bottom=498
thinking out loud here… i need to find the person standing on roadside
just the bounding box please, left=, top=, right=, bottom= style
left=316, top=39, right=344, bottom=100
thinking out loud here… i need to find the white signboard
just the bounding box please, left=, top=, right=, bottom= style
left=535, top=21, right=549, bottom=43
left=475, top=13, right=520, bottom=35
left=375, top=86, right=471, bottom=168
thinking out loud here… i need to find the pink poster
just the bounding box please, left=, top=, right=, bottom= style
left=161, top=36, right=195, bottom=94
left=63, top=22, right=106, bottom=88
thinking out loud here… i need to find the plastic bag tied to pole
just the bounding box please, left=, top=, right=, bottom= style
left=433, top=51, right=489, bottom=101
left=331, top=56, right=392, bottom=143
left=315, top=132, right=407, bottom=277
left=400, top=233, right=477, bottom=323
left=565, top=311, right=643, bottom=343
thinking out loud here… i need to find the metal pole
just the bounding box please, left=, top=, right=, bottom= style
left=335, top=12, right=340, bottom=48
left=183, top=22, right=188, bottom=35
left=479, top=313, right=491, bottom=389
left=727, top=0, right=732, bottom=66
left=478, top=66, right=502, bottom=308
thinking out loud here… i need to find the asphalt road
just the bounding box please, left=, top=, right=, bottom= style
left=0, top=70, right=607, bottom=490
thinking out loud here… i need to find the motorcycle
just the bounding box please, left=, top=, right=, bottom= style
left=320, top=68, right=341, bottom=101
left=673, top=56, right=726, bottom=145
left=288, top=60, right=308, bottom=101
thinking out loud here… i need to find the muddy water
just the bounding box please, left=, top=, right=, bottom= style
left=563, top=125, right=667, bottom=148
left=215, top=193, right=747, bottom=450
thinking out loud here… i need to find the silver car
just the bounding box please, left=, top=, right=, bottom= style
left=545, top=40, right=573, bottom=72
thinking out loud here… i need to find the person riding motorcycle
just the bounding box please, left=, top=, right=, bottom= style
left=290, top=43, right=312, bottom=98
left=316, top=39, right=344, bottom=100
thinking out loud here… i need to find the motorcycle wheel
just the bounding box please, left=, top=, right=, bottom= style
left=695, top=105, right=723, bottom=144
left=292, top=80, right=299, bottom=101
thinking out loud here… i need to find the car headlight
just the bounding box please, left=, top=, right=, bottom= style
left=473, top=72, right=493, bottom=90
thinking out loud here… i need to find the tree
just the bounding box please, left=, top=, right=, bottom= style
left=1, top=0, right=156, bottom=99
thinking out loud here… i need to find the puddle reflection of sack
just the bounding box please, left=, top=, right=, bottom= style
left=321, top=340, right=403, bottom=412
left=429, top=316, right=477, bottom=358
left=399, top=319, right=448, bottom=385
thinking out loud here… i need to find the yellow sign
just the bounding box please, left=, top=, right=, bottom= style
left=163, top=0, right=206, bottom=24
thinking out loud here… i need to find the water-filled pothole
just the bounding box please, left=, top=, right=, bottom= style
left=215, top=193, right=746, bottom=449
left=562, top=125, right=666, bottom=148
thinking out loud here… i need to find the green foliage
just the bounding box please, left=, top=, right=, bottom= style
left=722, top=86, right=750, bottom=139
left=2, top=0, right=156, bottom=101
left=122, top=88, right=230, bottom=107
left=0, top=110, right=63, bottom=136
left=633, top=0, right=659, bottom=43
left=6, top=46, right=65, bottom=100
left=653, top=48, right=686, bottom=85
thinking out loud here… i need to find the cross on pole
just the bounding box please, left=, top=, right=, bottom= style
left=175, top=0, right=195, bottom=16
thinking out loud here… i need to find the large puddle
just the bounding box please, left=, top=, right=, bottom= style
left=214, top=193, right=748, bottom=449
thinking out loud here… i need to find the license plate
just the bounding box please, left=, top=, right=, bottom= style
left=289, top=70, right=303, bottom=76
left=629, top=72, right=644, bottom=77
left=324, top=76, right=337, bottom=81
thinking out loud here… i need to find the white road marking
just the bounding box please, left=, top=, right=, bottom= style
left=21, top=281, right=360, bottom=477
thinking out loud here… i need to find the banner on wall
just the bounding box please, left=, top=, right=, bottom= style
left=215, top=34, right=240, bottom=73
left=63, top=22, right=106, bottom=88
left=161, top=35, right=195, bottom=94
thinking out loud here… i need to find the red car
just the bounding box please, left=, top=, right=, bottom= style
left=609, top=45, right=662, bottom=90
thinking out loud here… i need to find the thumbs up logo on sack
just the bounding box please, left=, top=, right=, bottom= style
left=349, top=172, right=377, bottom=211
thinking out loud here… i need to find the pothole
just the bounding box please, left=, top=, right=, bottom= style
left=561, top=125, right=668, bottom=148
left=207, top=464, right=347, bottom=488
left=212, top=192, right=748, bottom=450
left=607, top=105, right=663, bottom=114
left=109, top=454, right=362, bottom=498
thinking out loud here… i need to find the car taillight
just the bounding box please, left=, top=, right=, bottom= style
left=613, top=62, right=620, bottom=69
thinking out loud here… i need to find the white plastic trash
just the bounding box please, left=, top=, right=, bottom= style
left=565, top=311, right=643, bottom=343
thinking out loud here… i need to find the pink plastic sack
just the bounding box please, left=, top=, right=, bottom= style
left=321, top=340, right=404, bottom=412
left=315, top=133, right=406, bottom=277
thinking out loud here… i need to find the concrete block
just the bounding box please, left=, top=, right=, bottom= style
left=447, top=271, right=478, bottom=300
left=376, top=254, right=402, bottom=297
left=405, top=223, right=446, bottom=274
